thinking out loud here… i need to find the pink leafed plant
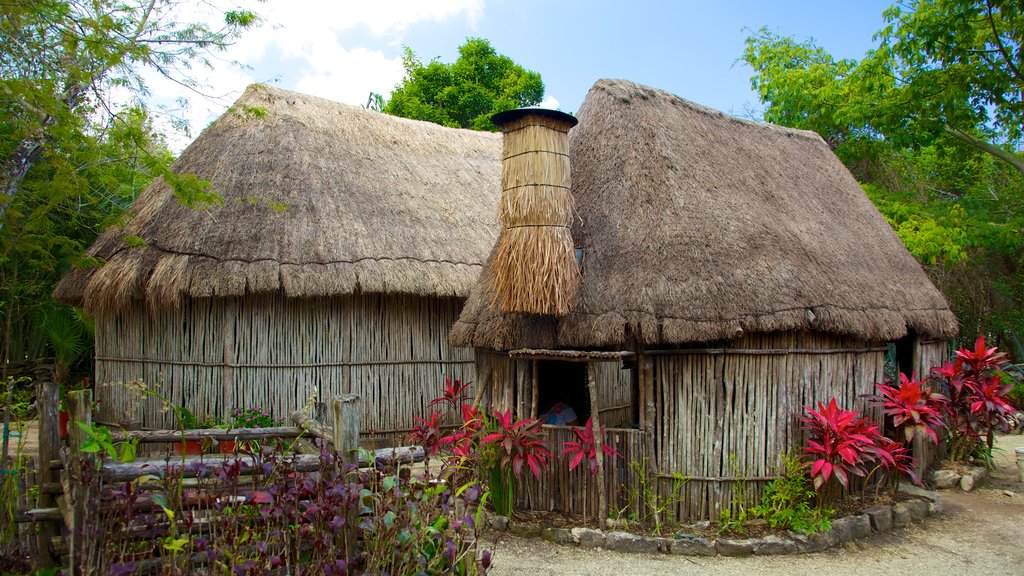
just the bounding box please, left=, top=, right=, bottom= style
left=561, top=417, right=622, bottom=475
left=871, top=372, right=947, bottom=444
left=801, top=398, right=881, bottom=491
left=481, top=409, right=551, bottom=480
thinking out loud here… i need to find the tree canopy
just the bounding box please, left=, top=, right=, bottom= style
left=0, top=0, right=257, bottom=374
left=742, top=0, right=1024, bottom=357
left=383, top=38, right=545, bottom=131
left=743, top=0, right=1023, bottom=173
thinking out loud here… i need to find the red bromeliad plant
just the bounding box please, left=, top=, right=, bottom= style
left=931, top=335, right=1016, bottom=459
left=955, top=335, right=1009, bottom=374
left=429, top=379, right=472, bottom=412
left=409, top=410, right=445, bottom=472
left=561, top=417, right=622, bottom=475
left=871, top=372, right=947, bottom=445
left=801, top=399, right=878, bottom=493
left=799, top=397, right=924, bottom=503
left=481, top=409, right=551, bottom=479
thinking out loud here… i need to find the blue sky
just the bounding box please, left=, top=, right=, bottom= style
left=153, top=0, right=896, bottom=150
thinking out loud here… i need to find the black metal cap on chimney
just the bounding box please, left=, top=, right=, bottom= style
left=491, top=108, right=578, bottom=129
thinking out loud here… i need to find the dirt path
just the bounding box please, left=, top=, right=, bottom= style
left=486, top=434, right=1024, bottom=576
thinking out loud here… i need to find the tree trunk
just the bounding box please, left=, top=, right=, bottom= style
left=945, top=125, right=1024, bottom=176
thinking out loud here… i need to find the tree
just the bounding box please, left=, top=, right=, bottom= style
left=0, top=0, right=258, bottom=228
left=741, top=1, right=1024, bottom=359
left=0, top=0, right=257, bottom=373
left=383, top=38, right=544, bottom=131
left=742, top=0, right=1023, bottom=175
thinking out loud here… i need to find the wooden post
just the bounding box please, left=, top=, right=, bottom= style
left=587, top=364, right=608, bottom=526
left=2, top=377, right=12, bottom=468
left=66, top=388, right=94, bottom=573
left=640, top=354, right=658, bottom=473
left=33, top=380, right=60, bottom=570
left=332, top=394, right=360, bottom=466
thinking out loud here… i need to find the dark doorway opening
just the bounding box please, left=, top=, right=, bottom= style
left=536, top=360, right=590, bottom=425
left=894, top=335, right=916, bottom=379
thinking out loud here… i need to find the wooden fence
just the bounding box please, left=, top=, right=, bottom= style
left=516, top=426, right=645, bottom=518
left=16, top=383, right=423, bottom=572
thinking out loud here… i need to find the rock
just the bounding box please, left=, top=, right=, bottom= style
left=716, top=538, right=755, bottom=557
left=1003, top=490, right=1015, bottom=497
left=900, top=483, right=941, bottom=503
left=571, top=527, right=605, bottom=548
left=651, top=537, right=673, bottom=553
left=905, top=500, right=929, bottom=522
left=541, top=527, right=572, bottom=544
left=752, top=535, right=797, bottom=555
left=509, top=522, right=541, bottom=538
left=960, top=466, right=987, bottom=492
left=863, top=505, right=893, bottom=532
left=669, top=535, right=716, bottom=556
left=842, top=541, right=859, bottom=553
left=803, top=528, right=839, bottom=552
left=928, top=500, right=943, bottom=517
left=488, top=515, right=509, bottom=531
left=605, top=531, right=660, bottom=554
left=830, top=515, right=871, bottom=542
left=892, top=503, right=913, bottom=528
left=928, top=469, right=961, bottom=490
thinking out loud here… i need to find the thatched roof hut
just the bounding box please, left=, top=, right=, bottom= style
left=452, top=79, right=957, bottom=521
left=452, top=79, right=957, bottom=349
left=57, top=84, right=500, bottom=312
left=56, top=84, right=501, bottom=434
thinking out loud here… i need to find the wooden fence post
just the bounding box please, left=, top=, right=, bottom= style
left=587, top=364, right=608, bottom=526
left=66, top=389, right=94, bottom=573
left=332, top=394, right=360, bottom=466
left=33, top=380, right=60, bottom=570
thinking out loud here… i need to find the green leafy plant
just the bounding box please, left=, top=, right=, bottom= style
left=617, top=457, right=687, bottom=536
left=717, top=454, right=750, bottom=535
left=750, top=451, right=833, bottom=535
left=76, top=422, right=138, bottom=463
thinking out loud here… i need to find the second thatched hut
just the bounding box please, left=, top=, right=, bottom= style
left=452, top=79, right=958, bottom=521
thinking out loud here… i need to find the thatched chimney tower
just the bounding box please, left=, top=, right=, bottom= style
left=485, top=108, right=579, bottom=316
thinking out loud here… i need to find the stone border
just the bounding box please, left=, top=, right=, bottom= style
left=926, top=465, right=988, bottom=492
left=487, top=489, right=942, bottom=557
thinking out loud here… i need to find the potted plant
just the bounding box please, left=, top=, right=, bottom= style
left=227, top=407, right=279, bottom=452
left=173, top=407, right=209, bottom=456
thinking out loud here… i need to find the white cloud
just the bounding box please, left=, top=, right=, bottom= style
left=539, top=95, right=560, bottom=110
left=294, top=47, right=405, bottom=105
left=144, top=0, right=486, bottom=151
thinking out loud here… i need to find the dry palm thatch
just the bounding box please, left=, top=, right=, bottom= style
left=452, top=79, right=958, bottom=350
left=54, top=85, right=502, bottom=314
left=485, top=110, right=579, bottom=316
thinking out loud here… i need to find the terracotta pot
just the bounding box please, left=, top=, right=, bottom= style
left=174, top=439, right=203, bottom=456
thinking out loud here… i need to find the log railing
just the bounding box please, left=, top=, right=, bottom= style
left=19, top=383, right=423, bottom=571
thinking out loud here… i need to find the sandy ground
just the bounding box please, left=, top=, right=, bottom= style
left=486, top=433, right=1024, bottom=576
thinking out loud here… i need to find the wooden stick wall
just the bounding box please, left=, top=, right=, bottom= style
left=93, top=294, right=474, bottom=443
left=651, top=332, right=887, bottom=521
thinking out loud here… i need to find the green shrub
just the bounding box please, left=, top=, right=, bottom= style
left=751, top=451, right=833, bottom=535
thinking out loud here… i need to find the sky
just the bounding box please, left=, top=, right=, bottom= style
left=149, top=0, right=898, bottom=151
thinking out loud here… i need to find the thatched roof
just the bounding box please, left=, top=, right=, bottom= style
left=451, top=79, right=959, bottom=349
left=55, top=84, right=502, bottom=313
